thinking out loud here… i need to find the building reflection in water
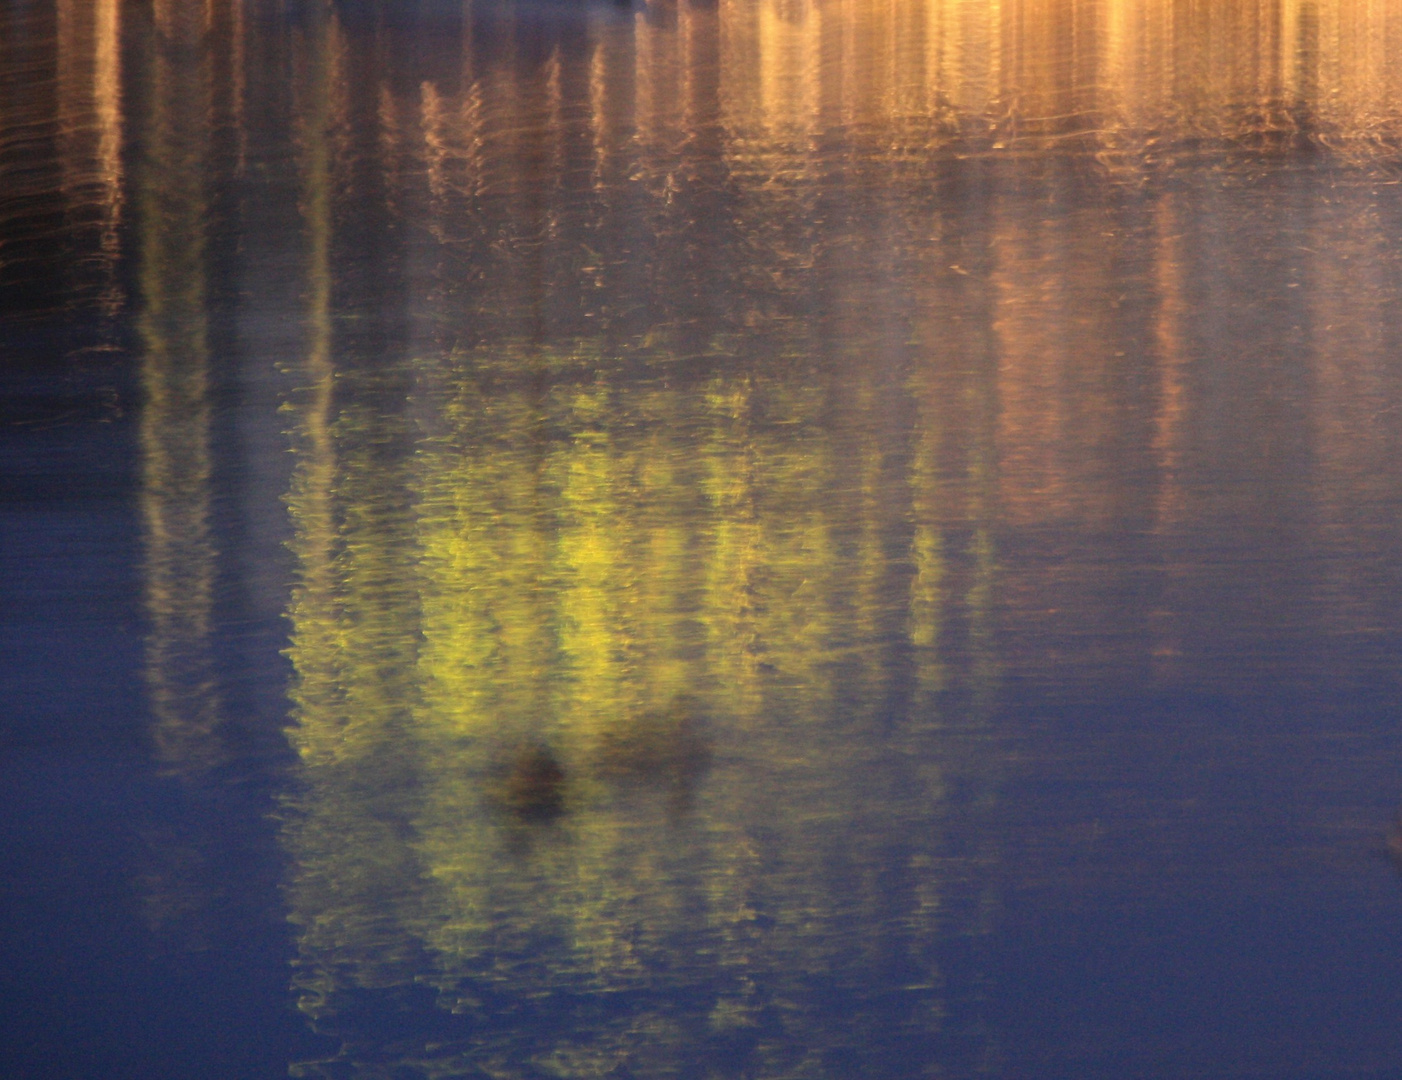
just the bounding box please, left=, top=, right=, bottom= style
left=56, top=0, right=125, bottom=318
left=83, top=0, right=1402, bottom=1073
left=1, top=0, right=125, bottom=322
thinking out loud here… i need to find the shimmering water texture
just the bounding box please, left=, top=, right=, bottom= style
left=5, top=1, right=1402, bottom=1078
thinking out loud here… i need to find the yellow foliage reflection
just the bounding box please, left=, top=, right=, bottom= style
left=283, top=336, right=999, bottom=1076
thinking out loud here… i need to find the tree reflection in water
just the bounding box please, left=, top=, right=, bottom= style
left=282, top=339, right=997, bottom=1078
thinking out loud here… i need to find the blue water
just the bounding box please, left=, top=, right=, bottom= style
left=4, top=1, right=1402, bottom=1077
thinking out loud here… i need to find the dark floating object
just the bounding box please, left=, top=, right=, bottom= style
left=489, top=702, right=711, bottom=823
left=500, top=742, right=566, bottom=821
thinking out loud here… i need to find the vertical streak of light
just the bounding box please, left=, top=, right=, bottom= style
left=1148, top=0, right=1172, bottom=131
left=285, top=13, right=344, bottom=769
left=880, top=0, right=895, bottom=124
left=680, top=0, right=696, bottom=143
left=231, top=0, right=248, bottom=173
left=716, top=0, right=744, bottom=144
left=701, top=378, right=764, bottom=724
left=840, top=0, right=856, bottom=130
left=138, top=1, right=220, bottom=776
left=853, top=385, right=886, bottom=717
left=908, top=373, right=947, bottom=707
left=95, top=0, right=124, bottom=317
left=589, top=39, right=608, bottom=194
left=1281, top=0, right=1302, bottom=106
left=635, top=2, right=656, bottom=153
left=985, top=0, right=1002, bottom=123
left=54, top=0, right=125, bottom=317
left=923, top=0, right=942, bottom=119
left=804, top=0, right=823, bottom=147
left=422, top=81, right=447, bottom=212
left=457, top=0, right=483, bottom=199
left=463, top=78, right=485, bottom=202
left=1261, top=0, right=1281, bottom=108
left=1151, top=202, right=1187, bottom=531
left=546, top=47, right=563, bottom=244
left=757, top=0, right=782, bottom=149
left=991, top=209, right=1067, bottom=526
left=1150, top=196, right=1187, bottom=679
left=1103, top=0, right=1129, bottom=131
left=687, top=1, right=723, bottom=153
left=378, top=80, right=399, bottom=207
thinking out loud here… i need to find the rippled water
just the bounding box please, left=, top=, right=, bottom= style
left=5, top=1, right=1402, bottom=1077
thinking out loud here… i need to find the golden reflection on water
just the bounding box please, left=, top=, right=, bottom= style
left=1, top=0, right=125, bottom=314
left=73, top=0, right=1402, bottom=1072
left=708, top=0, right=1402, bottom=163
left=265, top=1, right=1402, bottom=1074
left=56, top=0, right=124, bottom=316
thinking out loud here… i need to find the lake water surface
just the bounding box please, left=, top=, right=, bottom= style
left=5, top=1, right=1402, bottom=1077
